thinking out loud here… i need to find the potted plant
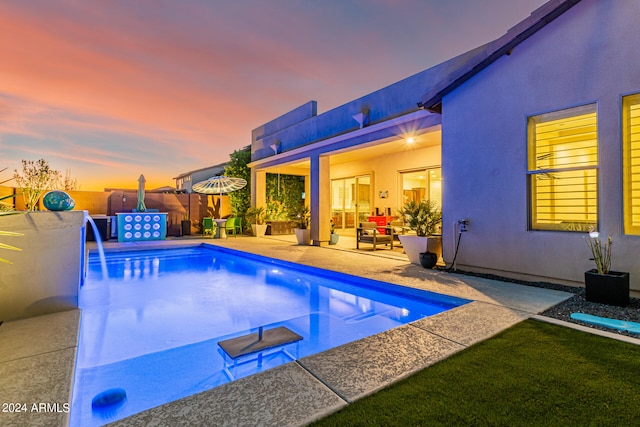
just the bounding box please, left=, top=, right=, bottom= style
left=181, top=212, right=191, bottom=236
left=246, top=206, right=267, bottom=237
left=584, top=228, right=629, bottom=306
left=291, top=205, right=310, bottom=245
left=397, top=200, right=442, bottom=268
left=329, top=219, right=339, bottom=245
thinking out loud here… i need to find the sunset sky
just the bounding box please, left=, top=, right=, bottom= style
left=1, top=0, right=547, bottom=191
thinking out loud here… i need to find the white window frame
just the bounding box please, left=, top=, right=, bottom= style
left=527, top=104, right=598, bottom=232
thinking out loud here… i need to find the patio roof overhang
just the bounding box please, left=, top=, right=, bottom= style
left=248, top=109, right=441, bottom=171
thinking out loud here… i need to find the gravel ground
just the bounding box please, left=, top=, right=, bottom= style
left=453, top=271, right=640, bottom=339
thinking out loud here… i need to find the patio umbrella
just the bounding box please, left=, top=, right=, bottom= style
left=192, top=176, right=247, bottom=218
left=136, top=174, right=147, bottom=212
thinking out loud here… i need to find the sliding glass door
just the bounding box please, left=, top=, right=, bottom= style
left=400, top=168, right=442, bottom=207
left=331, top=175, right=371, bottom=230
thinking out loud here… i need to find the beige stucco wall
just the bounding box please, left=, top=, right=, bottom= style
left=3, top=186, right=113, bottom=214
left=1, top=186, right=219, bottom=236
left=442, top=0, right=640, bottom=290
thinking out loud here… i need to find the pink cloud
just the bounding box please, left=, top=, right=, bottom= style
left=0, top=0, right=547, bottom=190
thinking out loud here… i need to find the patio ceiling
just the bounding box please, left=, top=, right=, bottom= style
left=268, top=128, right=442, bottom=172
left=329, top=128, right=441, bottom=165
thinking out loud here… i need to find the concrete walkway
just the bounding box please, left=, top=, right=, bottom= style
left=1, top=235, right=573, bottom=427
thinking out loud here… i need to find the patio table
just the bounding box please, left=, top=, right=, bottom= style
left=214, top=219, right=227, bottom=238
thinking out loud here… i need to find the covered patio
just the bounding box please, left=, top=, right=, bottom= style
left=250, top=109, right=443, bottom=248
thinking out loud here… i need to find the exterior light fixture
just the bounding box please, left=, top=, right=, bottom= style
left=352, top=108, right=370, bottom=128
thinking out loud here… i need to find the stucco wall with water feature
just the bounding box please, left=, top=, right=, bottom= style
left=0, top=210, right=86, bottom=321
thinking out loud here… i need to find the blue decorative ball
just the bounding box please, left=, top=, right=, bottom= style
left=43, top=191, right=75, bottom=211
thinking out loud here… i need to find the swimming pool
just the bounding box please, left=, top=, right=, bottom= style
left=71, top=245, right=468, bottom=426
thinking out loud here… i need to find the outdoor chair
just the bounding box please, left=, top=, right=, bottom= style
left=388, top=220, right=406, bottom=246
left=202, top=217, right=217, bottom=238
left=225, top=217, right=242, bottom=238
left=356, top=221, right=393, bottom=251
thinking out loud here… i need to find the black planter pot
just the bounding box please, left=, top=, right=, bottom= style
left=419, top=251, right=438, bottom=269
left=181, top=220, right=191, bottom=236
left=584, top=269, right=630, bottom=307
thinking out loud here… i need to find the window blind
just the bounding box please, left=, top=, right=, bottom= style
left=528, top=104, right=598, bottom=231
left=624, top=94, right=640, bottom=234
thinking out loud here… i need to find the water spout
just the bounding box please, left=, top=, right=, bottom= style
left=87, top=215, right=108, bottom=279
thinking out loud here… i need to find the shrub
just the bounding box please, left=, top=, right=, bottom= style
left=13, top=159, right=61, bottom=211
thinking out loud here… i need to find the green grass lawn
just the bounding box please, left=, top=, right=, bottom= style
left=310, top=320, right=640, bottom=426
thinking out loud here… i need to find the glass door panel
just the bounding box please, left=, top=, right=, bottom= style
left=428, top=168, right=442, bottom=208
left=345, top=178, right=356, bottom=229
left=331, top=179, right=345, bottom=228
left=401, top=170, right=427, bottom=205
left=331, top=175, right=370, bottom=230
left=400, top=168, right=441, bottom=208
left=355, top=176, right=370, bottom=225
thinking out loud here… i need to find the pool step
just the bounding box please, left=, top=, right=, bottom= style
left=342, top=308, right=394, bottom=323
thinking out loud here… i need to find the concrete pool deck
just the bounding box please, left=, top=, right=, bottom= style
left=2, top=235, right=579, bottom=426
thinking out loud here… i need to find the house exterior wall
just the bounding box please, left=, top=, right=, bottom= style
left=179, top=166, right=225, bottom=193
left=442, top=0, right=640, bottom=290
left=252, top=101, right=318, bottom=161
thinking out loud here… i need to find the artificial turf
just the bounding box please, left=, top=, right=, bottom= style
left=310, top=319, right=640, bottom=426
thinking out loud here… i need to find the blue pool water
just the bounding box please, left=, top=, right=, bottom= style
left=71, top=245, right=468, bottom=426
